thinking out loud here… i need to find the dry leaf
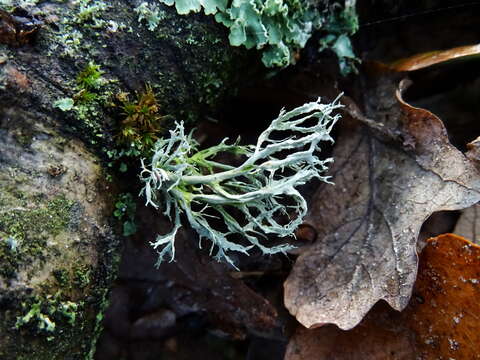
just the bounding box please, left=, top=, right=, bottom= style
left=454, top=204, right=480, bottom=244
left=390, top=43, right=480, bottom=72
left=285, top=234, right=480, bottom=360
left=284, top=67, right=480, bottom=330
left=466, top=136, right=480, bottom=169
left=408, top=234, right=480, bottom=359
left=284, top=302, right=415, bottom=360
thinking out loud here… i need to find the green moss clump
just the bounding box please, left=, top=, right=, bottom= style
left=53, top=62, right=116, bottom=146
left=0, top=195, right=74, bottom=240
left=112, top=192, right=137, bottom=236
left=52, top=269, right=70, bottom=288
left=73, top=264, right=93, bottom=290
left=0, top=190, right=118, bottom=359
left=117, top=85, right=166, bottom=151
left=0, top=189, right=120, bottom=359
left=76, top=62, right=104, bottom=95
left=41, top=0, right=248, bottom=140
left=145, top=13, right=247, bottom=122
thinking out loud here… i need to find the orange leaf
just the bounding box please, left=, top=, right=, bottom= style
left=408, top=234, right=480, bottom=359
left=285, top=234, right=480, bottom=360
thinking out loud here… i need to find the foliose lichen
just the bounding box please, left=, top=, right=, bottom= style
left=148, top=0, right=359, bottom=69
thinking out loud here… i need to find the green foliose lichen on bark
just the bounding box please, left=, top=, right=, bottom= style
left=151, top=0, right=359, bottom=71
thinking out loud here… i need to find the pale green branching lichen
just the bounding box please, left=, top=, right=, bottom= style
left=140, top=97, right=342, bottom=268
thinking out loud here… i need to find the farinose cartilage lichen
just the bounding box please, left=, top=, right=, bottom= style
left=140, top=97, right=342, bottom=268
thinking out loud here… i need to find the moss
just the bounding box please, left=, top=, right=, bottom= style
left=73, top=264, right=92, bottom=290
left=112, top=192, right=137, bottom=236
left=52, top=269, right=70, bottom=288
left=0, top=242, right=119, bottom=358
left=15, top=295, right=76, bottom=334
left=144, top=9, right=248, bottom=123
left=34, top=0, right=249, bottom=157
left=77, top=62, right=104, bottom=92
left=53, top=62, right=117, bottom=147
left=0, top=195, right=73, bottom=239
left=117, top=85, right=166, bottom=151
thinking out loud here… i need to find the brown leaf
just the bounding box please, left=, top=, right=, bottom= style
left=466, top=136, right=480, bottom=169
left=284, top=69, right=480, bottom=330
left=408, top=234, right=480, bottom=359
left=454, top=204, right=480, bottom=244
left=390, top=44, right=480, bottom=72
left=285, top=234, right=480, bottom=360
left=284, top=302, right=415, bottom=360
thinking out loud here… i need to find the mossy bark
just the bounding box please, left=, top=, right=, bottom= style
left=0, top=0, right=252, bottom=358
left=0, top=104, right=120, bottom=359
left=1, top=0, right=251, bottom=150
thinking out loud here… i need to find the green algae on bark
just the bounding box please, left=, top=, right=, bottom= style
left=0, top=102, right=120, bottom=359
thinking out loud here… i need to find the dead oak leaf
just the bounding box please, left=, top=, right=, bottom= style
left=284, top=234, right=480, bottom=360
left=408, top=234, right=480, bottom=359
left=284, top=72, right=480, bottom=330
left=284, top=302, right=415, bottom=360
left=390, top=43, right=480, bottom=72
left=454, top=204, right=480, bottom=244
